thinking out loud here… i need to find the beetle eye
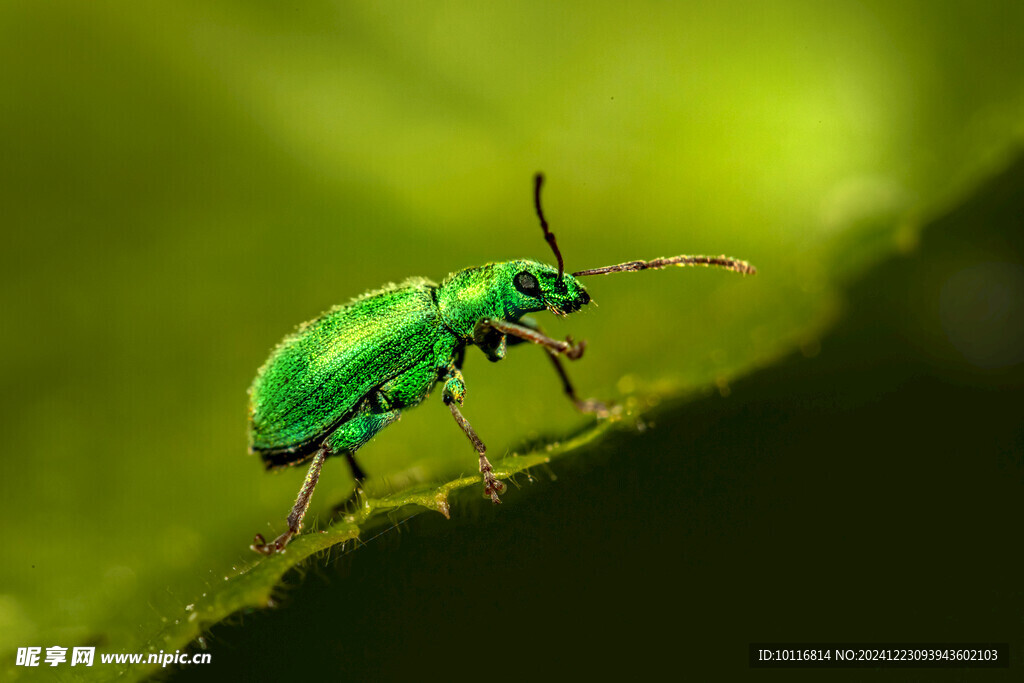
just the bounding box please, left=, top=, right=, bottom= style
left=513, top=271, right=541, bottom=297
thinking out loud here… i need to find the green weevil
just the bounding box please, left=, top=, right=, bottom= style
left=249, top=174, right=756, bottom=554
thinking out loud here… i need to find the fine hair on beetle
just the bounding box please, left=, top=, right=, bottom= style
left=531, top=172, right=756, bottom=282
left=247, top=172, right=755, bottom=555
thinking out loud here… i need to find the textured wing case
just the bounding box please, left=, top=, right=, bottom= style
left=248, top=278, right=442, bottom=456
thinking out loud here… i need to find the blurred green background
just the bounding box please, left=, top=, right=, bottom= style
left=0, top=1, right=1021, bottom=680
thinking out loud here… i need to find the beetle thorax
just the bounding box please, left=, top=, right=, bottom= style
left=436, top=263, right=519, bottom=339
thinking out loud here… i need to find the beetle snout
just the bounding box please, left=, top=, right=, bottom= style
left=557, top=289, right=590, bottom=314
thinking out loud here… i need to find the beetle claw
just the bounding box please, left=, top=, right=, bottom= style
left=484, top=475, right=506, bottom=503
left=565, top=337, right=585, bottom=360
left=251, top=533, right=272, bottom=555
left=251, top=532, right=288, bottom=555
left=478, top=454, right=505, bottom=503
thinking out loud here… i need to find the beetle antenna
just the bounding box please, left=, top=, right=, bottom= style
left=572, top=255, right=757, bottom=277
left=534, top=173, right=564, bottom=279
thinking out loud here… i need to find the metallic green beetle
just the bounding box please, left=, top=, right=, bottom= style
left=249, top=174, right=755, bottom=554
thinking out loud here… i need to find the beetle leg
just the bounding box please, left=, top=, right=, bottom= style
left=253, top=401, right=401, bottom=554
left=442, top=367, right=505, bottom=503
left=475, top=318, right=584, bottom=360
left=328, top=450, right=370, bottom=518
left=508, top=317, right=611, bottom=417
left=471, top=321, right=507, bottom=361
left=343, top=451, right=367, bottom=482
left=442, top=363, right=467, bottom=405
left=448, top=401, right=505, bottom=503
left=252, top=447, right=327, bottom=555
left=542, top=350, right=610, bottom=417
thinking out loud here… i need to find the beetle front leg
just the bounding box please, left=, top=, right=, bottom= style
left=442, top=366, right=506, bottom=503
left=474, top=318, right=585, bottom=360
left=542, top=350, right=610, bottom=417
left=506, top=316, right=610, bottom=417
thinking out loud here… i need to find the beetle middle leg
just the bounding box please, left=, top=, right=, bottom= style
left=508, top=316, right=610, bottom=417
left=327, top=450, right=369, bottom=519
left=342, top=451, right=367, bottom=483
left=252, top=401, right=400, bottom=554
left=442, top=365, right=506, bottom=503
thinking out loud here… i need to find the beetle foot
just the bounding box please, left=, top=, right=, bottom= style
left=484, top=475, right=506, bottom=503
left=251, top=532, right=290, bottom=555
left=479, top=455, right=506, bottom=503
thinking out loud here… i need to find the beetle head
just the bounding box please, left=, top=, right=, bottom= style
left=501, top=259, right=591, bottom=317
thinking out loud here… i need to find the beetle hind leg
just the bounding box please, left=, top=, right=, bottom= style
left=252, top=447, right=327, bottom=555
left=251, top=402, right=400, bottom=555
